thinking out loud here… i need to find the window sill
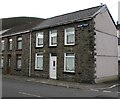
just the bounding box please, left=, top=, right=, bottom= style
left=49, top=45, right=57, bottom=47
left=64, top=44, right=75, bottom=46
left=36, top=45, right=43, bottom=47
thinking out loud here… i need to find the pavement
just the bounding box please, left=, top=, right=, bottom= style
left=2, top=74, right=119, bottom=91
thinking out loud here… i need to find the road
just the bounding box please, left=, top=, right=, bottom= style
left=2, top=78, right=119, bottom=98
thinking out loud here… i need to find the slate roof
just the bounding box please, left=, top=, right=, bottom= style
left=33, top=5, right=104, bottom=30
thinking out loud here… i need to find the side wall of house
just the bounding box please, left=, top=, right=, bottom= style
left=94, top=9, right=118, bottom=83
left=31, top=20, right=96, bottom=83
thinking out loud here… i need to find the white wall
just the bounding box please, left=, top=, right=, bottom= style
left=94, top=8, right=118, bottom=83
left=118, top=45, right=120, bottom=60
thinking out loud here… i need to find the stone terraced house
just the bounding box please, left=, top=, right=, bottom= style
left=1, top=4, right=118, bottom=83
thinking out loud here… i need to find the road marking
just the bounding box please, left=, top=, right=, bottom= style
left=95, top=84, right=119, bottom=90
left=18, top=92, right=41, bottom=97
left=26, top=79, right=35, bottom=82
left=103, top=90, right=112, bottom=93
left=90, top=89, right=99, bottom=91
left=90, top=89, right=120, bottom=94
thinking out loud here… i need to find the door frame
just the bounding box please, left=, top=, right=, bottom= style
left=49, top=53, right=57, bottom=79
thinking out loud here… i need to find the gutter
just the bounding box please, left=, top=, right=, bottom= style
left=0, top=30, right=30, bottom=38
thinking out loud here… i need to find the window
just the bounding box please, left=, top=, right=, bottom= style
left=1, top=56, right=3, bottom=68
left=64, top=53, right=75, bottom=72
left=36, top=32, right=43, bottom=47
left=49, top=30, right=57, bottom=46
left=8, top=38, right=12, bottom=50
left=8, top=55, right=11, bottom=67
left=16, top=55, right=22, bottom=70
left=35, top=53, right=43, bottom=70
left=17, top=37, right=22, bottom=49
left=65, top=27, right=75, bottom=45
left=1, top=40, right=4, bottom=51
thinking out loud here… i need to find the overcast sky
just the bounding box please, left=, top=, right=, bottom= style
left=0, top=0, right=119, bottom=23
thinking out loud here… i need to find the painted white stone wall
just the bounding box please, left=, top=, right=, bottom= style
left=94, top=7, right=118, bottom=83
left=118, top=45, right=120, bottom=60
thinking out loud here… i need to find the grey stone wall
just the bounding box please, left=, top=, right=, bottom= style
left=31, top=20, right=96, bottom=83
left=2, top=33, right=30, bottom=76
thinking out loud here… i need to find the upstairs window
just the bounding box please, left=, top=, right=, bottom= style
left=36, top=32, right=43, bottom=47
left=8, top=38, right=12, bottom=50
left=17, top=37, right=22, bottom=50
left=1, top=40, right=4, bottom=51
left=35, top=53, right=43, bottom=70
left=65, top=27, right=75, bottom=45
left=64, top=53, right=75, bottom=72
left=49, top=30, right=57, bottom=46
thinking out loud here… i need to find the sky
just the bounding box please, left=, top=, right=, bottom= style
left=0, top=0, right=119, bottom=23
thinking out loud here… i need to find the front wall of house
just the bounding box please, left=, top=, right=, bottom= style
left=31, top=20, right=96, bottom=83
left=2, top=33, right=30, bottom=76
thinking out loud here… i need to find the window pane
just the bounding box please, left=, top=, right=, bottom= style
left=1, top=41, right=4, bottom=51
left=38, top=33, right=43, bottom=38
left=66, top=57, right=75, bottom=71
left=65, top=28, right=75, bottom=45
left=10, top=43, right=12, bottom=50
left=17, top=60, right=21, bottom=69
left=18, top=41, right=22, bottom=49
left=17, top=56, right=22, bottom=69
left=51, top=36, right=57, bottom=44
left=9, top=41, right=12, bottom=50
left=67, top=34, right=75, bottom=44
left=37, top=32, right=43, bottom=47
left=50, top=30, right=57, bottom=46
left=38, top=38, right=43, bottom=45
left=66, top=28, right=74, bottom=33
left=37, top=57, right=43, bottom=69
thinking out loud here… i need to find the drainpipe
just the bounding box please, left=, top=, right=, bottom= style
left=28, top=31, right=32, bottom=77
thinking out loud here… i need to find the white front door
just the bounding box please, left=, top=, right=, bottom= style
left=50, top=54, right=57, bottom=79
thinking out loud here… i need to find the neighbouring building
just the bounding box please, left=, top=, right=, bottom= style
left=1, top=4, right=118, bottom=83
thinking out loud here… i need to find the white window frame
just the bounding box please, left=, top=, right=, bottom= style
left=35, top=53, right=43, bottom=70
left=1, top=40, right=4, bottom=51
left=49, top=30, right=57, bottom=46
left=64, top=27, right=75, bottom=45
left=36, top=32, right=44, bottom=47
left=64, top=53, right=75, bottom=73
